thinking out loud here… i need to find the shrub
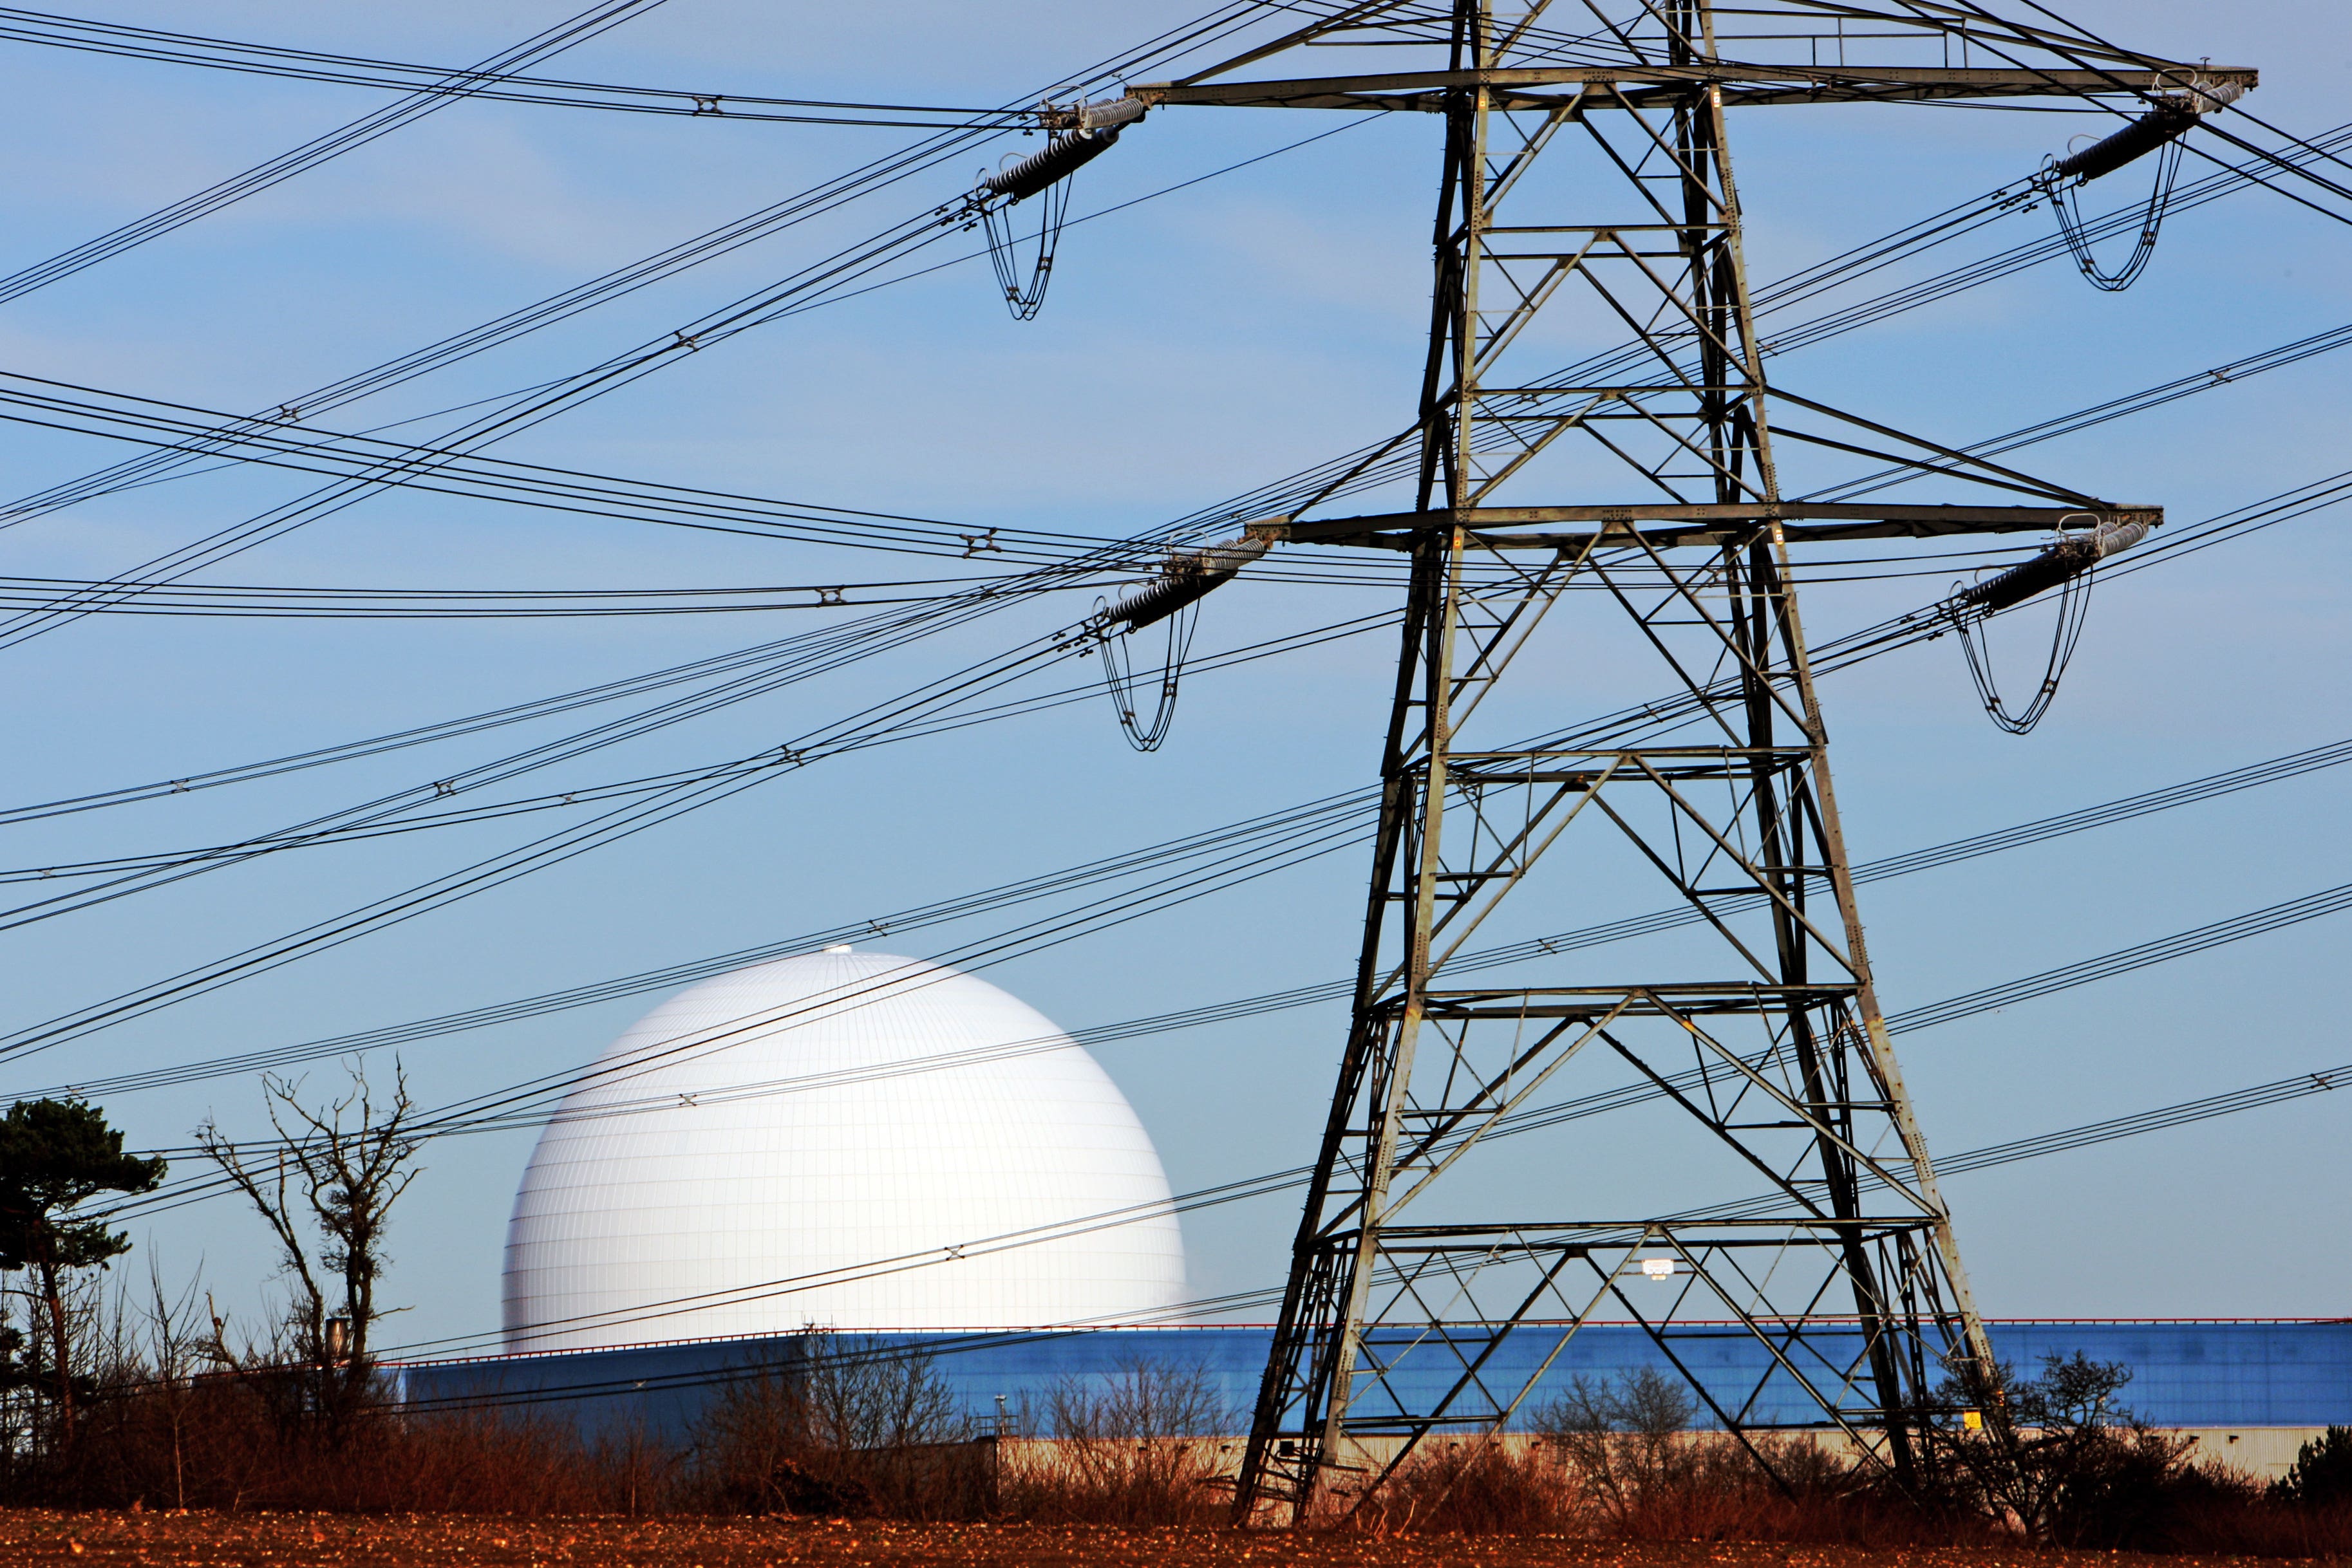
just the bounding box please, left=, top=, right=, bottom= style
left=1351, top=1439, right=1568, bottom=1535
left=1001, top=1360, right=1231, bottom=1525
left=6, top=1365, right=665, bottom=1514
left=2273, top=1424, right=2352, bottom=1508
left=1915, top=1349, right=2272, bottom=1551
left=684, top=1336, right=989, bottom=1519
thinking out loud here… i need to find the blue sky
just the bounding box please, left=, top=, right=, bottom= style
left=0, top=1, right=2347, bottom=1357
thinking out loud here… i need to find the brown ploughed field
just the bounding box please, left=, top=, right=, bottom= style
left=0, top=1514, right=2342, bottom=1568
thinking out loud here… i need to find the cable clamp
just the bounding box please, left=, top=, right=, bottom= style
left=690, top=95, right=722, bottom=117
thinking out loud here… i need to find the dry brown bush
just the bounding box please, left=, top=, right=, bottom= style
left=683, top=1338, right=991, bottom=1519
left=999, top=1361, right=1232, bottom=1526
left=3, top=1368, right=666, bottom=1514
left=1348, top=1440, right=1570, bottom=1535
left=1339, top=1368, right=1977, bottom=1544
left=2166, top=1495, right=2352, bottom=1559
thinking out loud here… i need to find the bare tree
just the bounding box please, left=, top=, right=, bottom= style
left=195, top=1062, right=420, bottom=1419
left=135, top=1262, right=212, bottom=1510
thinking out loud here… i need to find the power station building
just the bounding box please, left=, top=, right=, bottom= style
left=404, top=951, right=2349, bottom=1475
left=501, top=947, right=1187, bottom=1350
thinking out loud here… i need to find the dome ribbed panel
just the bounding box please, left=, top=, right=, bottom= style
left=500, top=952, right=1185, bottom=1350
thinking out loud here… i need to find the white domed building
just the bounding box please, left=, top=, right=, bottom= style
left=502, top=949, right=1185, bottom=1351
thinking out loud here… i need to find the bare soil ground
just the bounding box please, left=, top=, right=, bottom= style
left=0, top=1513, right=2341, bottom=1568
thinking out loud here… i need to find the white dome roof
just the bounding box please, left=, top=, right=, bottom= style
left=502, top=951, right=1185, bottom=1350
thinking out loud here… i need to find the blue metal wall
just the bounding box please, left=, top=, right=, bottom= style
left=397, top=1320, right=2352, bottom=1445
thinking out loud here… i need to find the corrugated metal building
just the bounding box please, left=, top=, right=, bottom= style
left=399, top=1318, right=2352, bottom=1474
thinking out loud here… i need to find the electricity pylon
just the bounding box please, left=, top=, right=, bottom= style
left=1134, top=0, right=2250, bottom=1521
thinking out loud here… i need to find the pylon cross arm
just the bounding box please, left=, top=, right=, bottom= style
left=1135, top=64, right=2252, bottom=112
left=1278, top=501, right=2161, bottom=550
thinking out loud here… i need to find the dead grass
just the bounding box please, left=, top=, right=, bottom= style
left=1, top=1511, right=2347, bottom=1567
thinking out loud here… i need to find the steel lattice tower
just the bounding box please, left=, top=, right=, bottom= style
left=1131, top=0, right=2250, bottom=1522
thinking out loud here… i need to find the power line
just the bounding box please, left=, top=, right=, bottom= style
left=0, top=605, right=1399, bottom=1059
left=3, top=265, right=2335, bottom=660
left=0, top=602, right=1042, bottom=828
left=379, top=1054, right=2351, bottom=1369
left=22, top=441, right=2337, bottom=1097
left=0, top=0, right=675, bottom=305
left=86, top=727, right=2352, bottom=1223
left=1886, top=881, right=2352, bottom=1035
left=0, top=0, right=1298, bottom=552
left=0, top=6, right=1026, bottom=127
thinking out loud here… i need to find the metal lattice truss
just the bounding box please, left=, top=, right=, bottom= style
left=1136, top=0, right=2246, bottom=1524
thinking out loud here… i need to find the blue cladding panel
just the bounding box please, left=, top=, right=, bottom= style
left=1994, top=1322, right=2352, bottom=1427
left=396, top=1320, right=2352, bottom=1445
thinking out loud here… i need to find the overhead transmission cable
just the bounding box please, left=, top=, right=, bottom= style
left=169, top=1046, right=2352, bottom=1367
left=0, top=7, right=1027, bottom=127
left=10, top=61, right=2338, bottom=559
left=16, top=783, right=1384, bottom=1100
left=323, top=788, right=2352, bottom=1141
left=0, top=0, right=1296, bottom=545
left=174, top=830, right=2352, bottom=1164
left=0, top=197, right=1046, bottom=649
left=12, top=454, right=2350, bottom=1078
left=18, top=15, right=2352, bottom=1105
left=0, top=601, right=1395, bottom=934
left=1941, top=0, right=2352, bottom=230
left=0, top=603, right=1398, bottom=1060
left=0, top=372, right=1129, bottom=565
left=13, top=449, right=2347, bottom=1088
left=3, top=256, right=2337, bottom=654
left=0, top=590, right=1062, bottom=924
left=0, top=602, right=1067, bottom=829
left=0, top=40, right=1337, bottom=644
left=6, top=87, right=2333, bottom=636
left=0, top=574, right=1046, bottom=620
left=33, top=725, right=2352, bottom=1119
left=0, top=0, right=675, bottom=306
left=1149, top=120, right=2352, bottom=539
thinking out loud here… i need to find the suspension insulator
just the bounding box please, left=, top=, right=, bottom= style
left=1077, top=94, right=1147, bottom=131
left=983, top=102, right=1140, bottom=203
left=2047, top=80, right=2243, bottom=185
left=2049, top=103, right=2197, bottom=184
left=1107, top=535, right=1272, bottom=631
left=1957, top=518, right=2150, bottom=613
